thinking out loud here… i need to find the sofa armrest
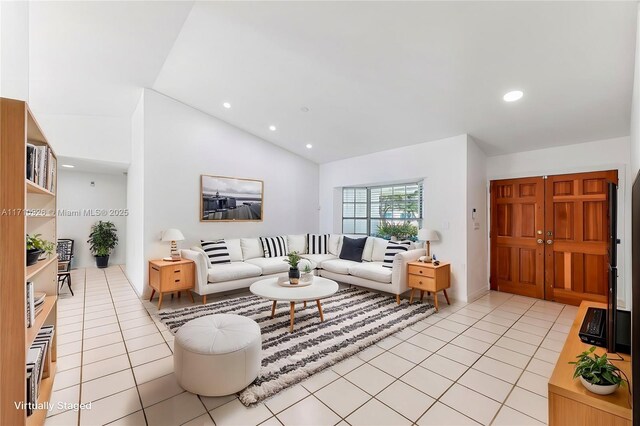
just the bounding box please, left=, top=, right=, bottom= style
left=391, top=248, right=427, bottom=294
left=181, top=249, right=208, bottom=294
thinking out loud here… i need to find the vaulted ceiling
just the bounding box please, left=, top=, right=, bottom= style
left=27, top=1, right=638, bottom=164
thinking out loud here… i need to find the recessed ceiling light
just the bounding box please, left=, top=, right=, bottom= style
left=223, top=102, right=231, bottom=109
left=503, top=90, right=524, bottom=102
left=306, top=144, right=313, bottom=149
left=300, top=107, right=310, bottom=113
left=61, top=164, right=75, bottom=168
left=269, top=125, right=277, bottom=131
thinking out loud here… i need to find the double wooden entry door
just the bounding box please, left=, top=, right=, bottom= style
left=490, top=170, right=617, bottom=305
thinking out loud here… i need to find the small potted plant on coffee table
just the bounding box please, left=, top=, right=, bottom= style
left=569, top=346, right=628, bottom=395
left=284, top=251, right=302, bottom=284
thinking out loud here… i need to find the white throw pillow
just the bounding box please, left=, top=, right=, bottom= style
left=361, top=237, right=374, bottom=261
left=371, top=237, right=389, bottom=261
left=329, top=234, right=343, bottom=256
left=240, top=238, right=264, bottom=260
left=225, top=238, right=243, bottom=262
left=287, top=234, right=307, bottom=254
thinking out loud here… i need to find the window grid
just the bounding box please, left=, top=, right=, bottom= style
left=342, top=182, right=423, bottom=236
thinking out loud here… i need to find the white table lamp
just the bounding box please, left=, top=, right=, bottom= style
left=162, top=228, right=185, bottom=261
left=418, top=228, right=439, bottom=257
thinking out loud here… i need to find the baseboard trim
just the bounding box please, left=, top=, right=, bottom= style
left=467, top=286, right=490, bottom=303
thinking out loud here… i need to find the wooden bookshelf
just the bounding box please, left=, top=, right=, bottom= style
left=26, top=180, right=55, bottom=197
left=0, top=98, right=58, bottom=426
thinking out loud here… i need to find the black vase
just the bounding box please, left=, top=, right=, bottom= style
left=26, top=249, right=42, bottom=266
left=289, top=268, right=300, bottom=284
left=96, top=255, right=109, bottom=268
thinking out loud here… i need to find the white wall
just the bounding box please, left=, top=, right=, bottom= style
left=125, top=89, right=320, bottom=296
left=467, top=137, right=488, bottom=301
left=125, top=94, right=145, bottom=294
left=319, top=135, right=472, bottom=301
left=631, top=4, right=640, bottom=178
left=487, top=136, right=632, bottom=308
left=1, top=1, right=29, bottom=100
left=57, top=170, right=127, bottom=268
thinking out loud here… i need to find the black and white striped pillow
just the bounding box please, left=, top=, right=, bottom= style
left=260, top=236, right=289, bottom=258
left=382, top=241, right=412, bottom=268
left=307, top=233, right=329, bottom=255
left=201, top=240, right=231, bottom=265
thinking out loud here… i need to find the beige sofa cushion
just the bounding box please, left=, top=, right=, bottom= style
left=287, top=234, right=307, bottom=254
left=329, top=234, right=343, bottom=256
left=372, top=237, right=390, bottom=261
left=349, top=262, right=392, bottom=284
left=322, top=259, right=357, bottom=275
left=300, top=254, right=336, bottom=268
left=240, top=238, right=263, bottom=260
left=207, top=262, right=262, bottom=283
left=225, top=238, right=243, bottom=261
left=245, top=257, right=289, bottom=275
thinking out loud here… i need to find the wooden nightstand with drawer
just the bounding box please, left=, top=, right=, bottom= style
left=407, top=261, right=451, bottom=310
left=148, top=258, right=195, bottom=309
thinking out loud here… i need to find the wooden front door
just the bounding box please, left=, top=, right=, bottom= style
left=490, top=177, right=545, bottom=299
left=544, top=171, right=617, bottom=305
left=490, top=170, right=618, bottom=305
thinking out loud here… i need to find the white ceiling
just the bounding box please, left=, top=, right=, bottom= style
left=28, top=1, right=194, bottom=117
left=27, top=2, right=637, bottom=164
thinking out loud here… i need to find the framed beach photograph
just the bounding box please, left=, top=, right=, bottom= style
left=200, top=175, right=264, bottom=222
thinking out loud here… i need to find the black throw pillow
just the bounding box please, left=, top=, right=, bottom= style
left=339, top=236, right=368, bottom=262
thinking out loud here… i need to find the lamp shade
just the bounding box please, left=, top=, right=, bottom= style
left=418, top=228, right=439, bottom=242
left=162, top=228, right=185, bottom=242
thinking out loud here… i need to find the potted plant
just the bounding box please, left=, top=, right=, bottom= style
left=377, top=221, right=418, bottom=241
left=88, top=221, right=118, bottom=268
left=284, top=251, right=302, bottom=284
left=26, top=234, right=53, bottom=266
left=569, top=346, right=628, bottom=395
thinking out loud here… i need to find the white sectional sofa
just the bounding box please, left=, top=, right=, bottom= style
left=181, top=234, right=425, bottom=303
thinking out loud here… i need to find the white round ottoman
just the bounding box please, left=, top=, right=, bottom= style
left=174, top=314, right=261, bottom=396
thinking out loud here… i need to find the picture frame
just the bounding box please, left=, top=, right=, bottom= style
left=200, top=175, right=264, bottom=222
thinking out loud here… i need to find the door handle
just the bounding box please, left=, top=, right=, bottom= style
left=546, top=239, right=553, bottom=245
left=537, top=239, right=544, bottom=244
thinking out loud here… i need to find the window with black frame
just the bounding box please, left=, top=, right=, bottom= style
left=342, top=182, right=423, bottom=237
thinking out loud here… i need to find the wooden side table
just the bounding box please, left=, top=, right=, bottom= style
left=148, top=258, right=195, bottom=309
left=407, top=261, right=451, bottom=311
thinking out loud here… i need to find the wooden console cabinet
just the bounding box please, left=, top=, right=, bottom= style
left=148, top=259, right=195, bottom=309
left=548, top=301, right=632, bottom=426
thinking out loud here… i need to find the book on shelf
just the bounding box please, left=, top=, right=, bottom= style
left=25, top=325, right=55, bottom=417
left=26, top=282, right=35, bottom=328
left=26, top=143, right=55, bottom=192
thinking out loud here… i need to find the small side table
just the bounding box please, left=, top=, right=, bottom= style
left=148, top=258, right=195, bottom=309
left=407, top=261, right=451, bottom=311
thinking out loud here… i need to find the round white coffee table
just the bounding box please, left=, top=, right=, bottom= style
left=250, top=276, right=339, bottom=332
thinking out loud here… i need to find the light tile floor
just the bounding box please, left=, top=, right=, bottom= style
left=46, top=266, right=577, bottom=426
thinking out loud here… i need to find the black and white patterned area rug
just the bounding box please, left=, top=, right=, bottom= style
left=158, top=287, right=435, bottom=406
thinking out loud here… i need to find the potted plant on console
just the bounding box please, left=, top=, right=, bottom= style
left=377, top=221, right=418, bottom=241
left=284, top=251, right=302, bottom=285
left=570, top=346, right=628, bottom=395
left=88, top=220, right=118, bottom=268
left=26, top=234, right=54, bottom=266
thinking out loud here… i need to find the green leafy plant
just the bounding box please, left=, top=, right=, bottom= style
left=87, top=221, right=118, bottom=257
left=569, top=346, right=625, bottom=386
left=302, top=264, right=312, bottom=274
left=284, top=251, right=302, bottom=270
left=26, top=234, right=53, bottom=253
left=376, top=221, right=418, bottom=240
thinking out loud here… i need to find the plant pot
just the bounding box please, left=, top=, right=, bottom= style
left=95, top=255, right=110, bottom=269
left=289, top=268, right=300, bottom=285
left=579, top=376, right=620, bottom=395
left=26, top=249, right=42, bottom=266
left=390, top=236, right=398, bottom=242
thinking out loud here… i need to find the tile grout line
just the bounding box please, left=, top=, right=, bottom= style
left=99, top=267, right=150, bottom=426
